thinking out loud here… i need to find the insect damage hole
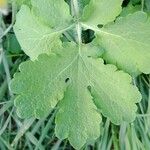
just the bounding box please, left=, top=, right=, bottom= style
left=65, top=78, right=70, bottom=83
left=82, top=29, right=95, bottom=44
left=87, top=85, right=92, bottom=92
left=97, top=24, right=103, bottom=28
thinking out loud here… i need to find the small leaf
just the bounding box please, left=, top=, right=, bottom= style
left=82, top=12, right=150, bottom=75
left=97, top=12, right=150, bottom=75
left=14, top=1, right=73, bottom=60
left=87, top=58, right=141, bottom=124
left=82, top=0, right=123, bottom=26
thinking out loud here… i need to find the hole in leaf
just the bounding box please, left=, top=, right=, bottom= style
left=87, top=85, right=91, bottom=92
left=65, top=78, right=70, bottom=83
left=82, top=29, right=95, bottom=44
left=103, top=60, right=107, bottom=65
left=97, top=24, right=103, bottom=28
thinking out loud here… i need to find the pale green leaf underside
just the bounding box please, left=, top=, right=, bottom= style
left=14, top=5, right=62, bottom=60
left=83, top=11, right=150, bottom=76
left=11, top=43, right=77, bottom=118
left=55, top=81, right=101, bottom=149
left=82, top=0, right=123, bottom=26
left=14, top=1, right=73, bottom=60
left=31, top=0, right=72, bottom=28
left=11, top=43, right=141, bottom=149
left=97, top=12, right=150, bottom=76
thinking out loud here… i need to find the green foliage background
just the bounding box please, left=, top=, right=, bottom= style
left=0, top=0, right=150, bottom=149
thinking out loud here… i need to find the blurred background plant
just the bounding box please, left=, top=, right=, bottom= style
left=0, top=0, right=150, bottom=149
